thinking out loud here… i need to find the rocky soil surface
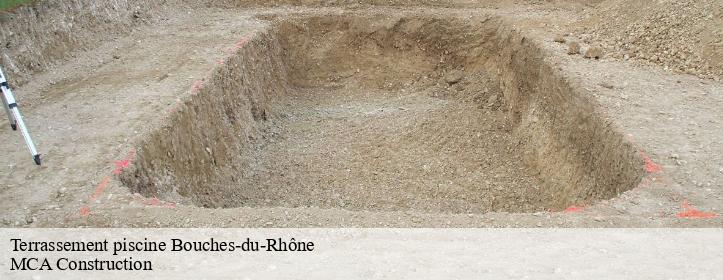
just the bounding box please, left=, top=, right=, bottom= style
left=572, top=0, right=723, bottom=80
left=0, top=1, right=720, bottom=228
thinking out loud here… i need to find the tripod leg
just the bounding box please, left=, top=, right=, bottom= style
left=2, top=86, right=40, bottom=165
left=9, top=106, right=40, bottom=165
left=1, top=88, right=17, bottom=130
left=1, top=67, right=40, bottom=165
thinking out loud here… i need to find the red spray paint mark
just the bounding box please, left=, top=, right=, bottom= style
left=133, top=193, right=177, bottom=208
left=147, top=196, right=161, bottom=206
left=676, top=200, right=718, bottom=219
left=225, top=33, right=255, bottom=56
left=564, top=205, right=584, bottom=213
left=112, top=149, right=136, bottom=175
left=640, top=151, right=661, bottom=173
left=79, top=148, right=137, bottom=217
left=79, top=206, right=91, bottom=217
left=113, top=160, right=130, bottom=175
left=191, top=79, right=205, bottom=93
left=89, top=176, right=111, bottom=201
left=233, top=36, right=251, bottom=50
left=216, top=59, right=225, bottom=65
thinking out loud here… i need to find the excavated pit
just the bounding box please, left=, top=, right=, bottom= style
left=121, top=13, right=644, bottom=213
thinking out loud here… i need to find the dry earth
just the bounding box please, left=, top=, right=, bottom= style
left=0, top=1, right=721, bottom=227
left=572, top=0, right=723, bottom=80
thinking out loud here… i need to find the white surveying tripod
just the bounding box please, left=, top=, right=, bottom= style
left=1, top=66, right=41, bottom=165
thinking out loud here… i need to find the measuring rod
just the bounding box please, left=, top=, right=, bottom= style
left=0, top=66, right=41, bottom=165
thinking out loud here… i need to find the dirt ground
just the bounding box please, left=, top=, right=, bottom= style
left=223, top=86, right=546, bottom=213
left=0, top=1, right=721, bottom=228
left=573, top=0, right=723, bottom=80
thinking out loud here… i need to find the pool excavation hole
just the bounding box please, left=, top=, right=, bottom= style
left=120, top=12, right=644, bottom=214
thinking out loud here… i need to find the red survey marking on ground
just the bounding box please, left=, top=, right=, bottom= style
left=89, top=176, right=111, bottom=201
left=639, top=151, right=661, bottom=173
left=79, top=206, right=91, bottom=217
left=113, top=149, right=136, bottom=175
left=563, top=205, right=584, bottom=213
left=191, top=79, right=206, bottom=93
left=79, top=148, right=138, bottom=217
left=133, top=193, right=176, bottom=208
left=676, top=200, right=718, bottom=219
left=226, top=33, right=254, bottom=55
left=113, top=160, right=129, bottom=174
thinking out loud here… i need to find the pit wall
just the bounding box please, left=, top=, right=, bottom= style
left=120, top=29, right=290, bottom=208
left=490, top=23, right=643, bottom=209
left=122, top=13, right=643, bottom=210
left=0, top=0, right=601, bottom=87
left=274, top=14, right=644, bottom=209
left=201, top=0, right=604, bottom=9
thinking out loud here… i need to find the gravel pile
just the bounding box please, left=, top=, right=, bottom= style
left=574, top=0, right=722, bottom=80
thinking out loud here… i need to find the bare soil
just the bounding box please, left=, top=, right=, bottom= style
left=122, top=13, right=642, bottom=215
left=572, top=0, right=723, bottom=80
left=223, top=86, right=545, bottom=213
left=0, top=2, right=720, bottom=228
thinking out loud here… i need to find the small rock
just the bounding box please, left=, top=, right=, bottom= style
left=567, top=41, right=580, bottom=55
left=444, top=70, right=464, bottom=85
left=584, top=47, right=604, bottom=59
left=593, top=216, right=605, bottom=222
left=113, top=55, right=121, bottom=60
left=486, top=94, right=498, bottom=107
left=56, top=187, right=67, bottom=198
left=553, top=34, right=565, bottom=43
left=670, top=153, right=680, bottom=159
left=599, top=82, right=614, bottom=89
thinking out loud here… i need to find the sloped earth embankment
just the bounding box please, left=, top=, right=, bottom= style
left=120, top=13, right=643, bottom=214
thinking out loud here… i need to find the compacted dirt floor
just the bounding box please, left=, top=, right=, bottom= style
left=235, top=87, right=545, bottom=213
left=0, top=3, right=721, bottom=227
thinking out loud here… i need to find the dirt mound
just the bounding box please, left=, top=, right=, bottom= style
left=573, top=0, right=723, bottom=80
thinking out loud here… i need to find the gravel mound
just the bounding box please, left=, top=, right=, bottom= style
left=574, top=0, right=722, bottom=80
